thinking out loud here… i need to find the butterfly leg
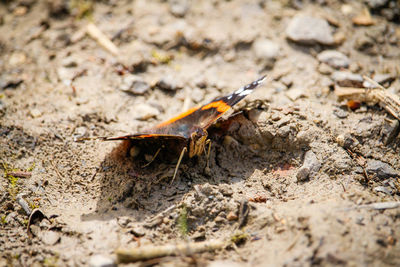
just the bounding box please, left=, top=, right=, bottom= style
left=171, top=147, right=187, bottom=185
left=141, top=147, right=162, bottom=168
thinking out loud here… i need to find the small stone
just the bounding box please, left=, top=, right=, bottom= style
left=169, top=0, right=190, bottom=18
left=9, top=52, right=26, bottom=66
left=366, top=159, right=398, bottom=180
left=303, top=150, right=321, bottom=173
left=286, top=15, right=334, bottom=45
left=119, top=75, right=150, bottom=95
left=227, top=211, right=238, bottom=221
left=381, top=119, right=399, bottom=145
left=30, top=108, right=42, bottom=118
left=286, top=88, right=306, bottom=101
left=352, top=8, right=375, bottom=26
left=73, top=126, right=87, bottom=141
left=253, top=38, right=280, bottom=69
left=297, top=166, right=310, bottom=182
left=41, top=231, right=60, bottom=246
left=89, top=255, right=116, bottom=267
left=317, top=50, right=350, bottom=69
left=219, top=184, right=233, bottom=197
left=333, top=108, right=348, bottom=119
left=135, top=104, right=160, bottom=120
left=318, top=63, right=333, bottom=75
left=331, top=71, right=363, bottom=87
left=354, top=34, right=376, bottom=55
left=156, top=75, right=183, bottom=91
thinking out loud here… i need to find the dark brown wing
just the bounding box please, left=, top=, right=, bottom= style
left=151, top=76, right=266, bottom=137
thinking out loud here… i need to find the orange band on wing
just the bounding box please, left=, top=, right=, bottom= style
left=201, top=100, right=231, bottom=113
left=155, top=107, right=199, bottom=128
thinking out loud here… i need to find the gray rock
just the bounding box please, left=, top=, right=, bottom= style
left=303, top=150, right=321, bottom=173
left=156, top=75, right=183, bottom=91
left=89, top=255, right=116, bottom=267
left=318, top=63, right=333, bottom=75
left=286, top=15, right=334, bottom=45
left=169, top=0, right=190, bottom=17
left=253, top=38, right=280, bottom=68
left=119, top=75, right=150, bottom=95
left=366, top=159, right=398, bottom=179
left=297, top=150, right=321, bottom=181
left=331, top=71, right=363, bottom=87
left=333, top=108, right=348, bottom=119
left=381, top=119, right=399, bottom=145
left=41, top=231, right=60, bottom=246
left=317, top=50, right=350, bottom=69
left=135, top=104, right=160, bottom=120
left=297, top=166, right=310, bottom=182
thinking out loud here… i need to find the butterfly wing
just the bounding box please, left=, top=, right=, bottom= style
left=152, top=76, right=266, bottom=137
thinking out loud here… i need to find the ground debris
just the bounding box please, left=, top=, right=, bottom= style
left=116, top=239, right=225, bottom=263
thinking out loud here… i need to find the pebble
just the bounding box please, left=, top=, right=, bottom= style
left=226, top=211, right=238, bottom=221
left=297, top=150, right=321, bottom=181
left=119, top=75, right=150, bottom=95
left=88, top=255, right=116, bottom=267
left=381, top=119, right=399, bottom=145
left=317, top=50, right=350, bottom=69
left=253, top=38, right=280, bottom=69
left=286, top=15, right=334, bottom=45
left=169, top=0, right=190, bottom=17
left=285, top=88, right=306, bottom=101
left=366, top=159, right=398, bottom=179
left=354, top=34, right=375, bottom=55
left=30, top=108, right=42, bottom=118
left=8, top=52, right=26, bottom=66
left=296, top=166, right=310, bottom=182
left=41, top=231, right=60, bottom=246
left=156, top=75, right=183, bottom=91
left=219, top=184, right=233, bottom=197
left=73, top=126, right=87, bottom=141
left=135, top=103, right=160, bottom=120
left=331, top=71, right=363, bottom=87
left=318, top=63, right=333, bottom=75
left=333, top=108, right=348, bottom=119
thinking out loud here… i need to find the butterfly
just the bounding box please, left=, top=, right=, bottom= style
left=87, top=76, right=266, bottom=182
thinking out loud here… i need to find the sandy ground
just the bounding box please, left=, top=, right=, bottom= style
left=1, top=0, right=400, bottom=266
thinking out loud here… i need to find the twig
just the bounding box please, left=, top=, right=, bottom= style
left=86, top=23, right=119, bottom=56
left=16, top=194, right=32, bottom=215
left=8, top=171, right=32, bottom=178
left=116, top=239, right=226, bottom=263
left=335, top=76, right=400, bottom=120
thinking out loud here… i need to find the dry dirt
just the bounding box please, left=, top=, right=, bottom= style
left=1, top=0, right=400, bottom=266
